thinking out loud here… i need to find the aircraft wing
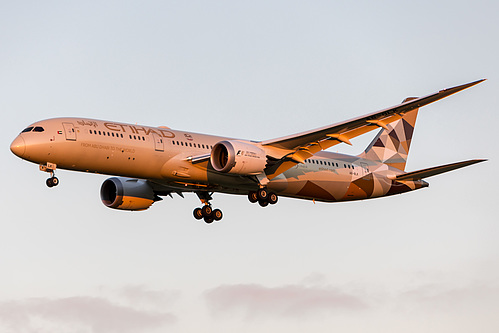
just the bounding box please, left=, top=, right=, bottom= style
left=392, top=159, right=486, bottom=181
left=261, top=79, right=485, bottom=179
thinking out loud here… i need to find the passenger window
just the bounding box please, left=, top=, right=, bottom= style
left=99, top=131, right=102, bottom=135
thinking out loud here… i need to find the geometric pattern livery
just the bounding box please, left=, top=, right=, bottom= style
left=360, top=99, right=419, bottom=171
left=296, top=180, right=337, bottom=201
left=290, top=172, right=427, bottom=203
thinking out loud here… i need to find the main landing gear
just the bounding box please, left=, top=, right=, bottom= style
left=193, top=192, right=223, bottom=224
left=248, top=188, right=278, bottom=207
left=40, top=163, right=59, bottom=188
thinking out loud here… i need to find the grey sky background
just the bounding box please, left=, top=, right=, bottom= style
left=1, top=1, right=498, bottom=332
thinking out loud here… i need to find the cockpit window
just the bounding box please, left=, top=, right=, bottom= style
left=21, top=127, right=33, bottom=133
left=33, top=127, right=45, bottom=132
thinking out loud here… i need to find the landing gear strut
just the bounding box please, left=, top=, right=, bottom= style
left=193, top=192, right=223, bottom=223
left=248, top=188, right=278, bottom=207
left=40, top=163, right=59, bottom=188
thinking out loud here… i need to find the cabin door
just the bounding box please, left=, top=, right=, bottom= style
left=152, top=133, right=164, bottom=151
left=62, top=122, right=77, bottom=141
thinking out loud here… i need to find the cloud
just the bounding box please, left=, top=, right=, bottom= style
left=204, top=283, right=367, bottom=320
left=0, top=296, right=176, bottom=333
left=397, top=282, right=499, bottom=313
left=99, top=285, right=181, bottom=310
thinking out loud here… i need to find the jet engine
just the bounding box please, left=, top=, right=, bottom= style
left=100, top=177, right=157, bottom=211
left=210, top=140, right=267, bottom=175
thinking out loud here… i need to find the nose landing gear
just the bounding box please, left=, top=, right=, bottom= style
left=193, top=192, right=223, bottom=223
left=40, top=163, right=59, bottom=188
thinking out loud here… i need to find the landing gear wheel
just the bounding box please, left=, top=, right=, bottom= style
left=258, top=200, right=269, bottom=207
left=204, top=216, right=214, bottom=224
left=248, top=191, right=258, bottom=203
left=201, top=205, right=213, bottom=217
left=257, top=188, right=268, bottom=201
left=46, top=176, right=59, bottom=188
left=268, top=192, right=278, bottom=205
left=193, top=208, right=203, bottom=220
left=213, top=209, right=223, bottom=221
left=46, top=178, right=54, bottom=187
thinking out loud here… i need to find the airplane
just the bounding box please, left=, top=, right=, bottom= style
left=10, top=80, right=486, bottom=223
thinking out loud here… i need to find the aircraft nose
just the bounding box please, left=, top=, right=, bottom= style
left=10, top=135, right=26, bottom=157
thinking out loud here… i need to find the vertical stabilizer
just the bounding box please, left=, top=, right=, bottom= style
left=359, top=98, right=419, bottom=171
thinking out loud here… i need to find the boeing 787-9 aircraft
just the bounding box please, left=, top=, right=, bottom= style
left=10, top=80, right=486, bottom=223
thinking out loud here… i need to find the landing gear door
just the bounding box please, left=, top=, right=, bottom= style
left=152, top=133, right=164, bottom=152
left=62, top=122, right=77, bottom=141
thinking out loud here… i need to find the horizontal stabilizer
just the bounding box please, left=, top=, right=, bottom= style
left=393, top=159, right=486, bottom=181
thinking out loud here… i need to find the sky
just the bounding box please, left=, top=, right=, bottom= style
left=1, top=0, right=498, bottom=332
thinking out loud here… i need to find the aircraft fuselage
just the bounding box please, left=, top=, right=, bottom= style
left=11, top=117, right=426, bottom=203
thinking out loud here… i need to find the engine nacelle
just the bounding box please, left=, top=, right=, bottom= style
left=100, top=177, right=156, bottom=211
left=210, top=140, right=267, bottom=175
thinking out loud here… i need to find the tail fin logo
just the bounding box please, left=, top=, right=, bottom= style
left=360, top=98, right=419, bottom=171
